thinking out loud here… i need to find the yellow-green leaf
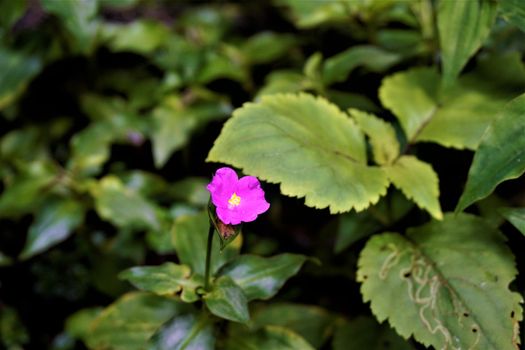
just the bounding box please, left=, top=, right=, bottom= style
left=207, top=93, right=389, bottom=213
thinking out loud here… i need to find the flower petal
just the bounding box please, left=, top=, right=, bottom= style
left=207, top=167, right=238, bottom=207
left=236, top=176, right=266, bottom=201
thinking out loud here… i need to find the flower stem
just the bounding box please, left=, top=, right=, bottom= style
left=204, top=223, right=215, bottom=292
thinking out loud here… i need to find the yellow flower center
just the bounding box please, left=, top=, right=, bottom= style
left=228, top=193, right=241, bottom=207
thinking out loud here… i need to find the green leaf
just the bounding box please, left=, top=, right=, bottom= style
left=169, top=177, right=209, bottom=207
left=20, top=198, right=84, bottom=259
left=91, top=176, right=164, bottom=231
left=148, top=313, right=215, bottom=350
left=41, top=0, right=98, bottom=53
left=208, top=93, right=390, bottom=213
left=333, top=316, right=415, bottom=350
left=241, top=32, right=296, bottom=64
left=323, top=45, right=401, bottom=85
left=0, top=47, right=42, bottom=111
left=0, top=162, right=56, bottom=218
left=257, top=71, right=305, bottom=97
left=119, top=263, right=201, bottom=300
left=357, top=214, right=523, bottom=350
left=379, top=67, right=513, bottom=149
left=204, top=276, right=249, bottom=323
left=438, top=0, right=497, bottom=85
left=500, top=207, right=525, bottom=236
left=335, top=210, right=382, bottom=254
left=0, top=306, right=29, bottom=348
left=172, top=212, right=240, bottom=276
left=0, top=251, right=11, bottom=266
left=65, top=307, right=103, bottom=341
left=252, top=303, right=336, bottom=348
left=86, top=292, right=189, bottom=350
left=225, top=325, right=315, bottom=350
left=350, top=109, right=399, bottom=165
left=219, top=254, right=308, bottom=301
left=385, top=156, right=442, bottom=219
left=275, top=0, right=350, bottom=28
left=101, top=20, right=170, bottom=54
left=500, top=0, right=525, bottom=33
left=0, top=1, right=27, bottom=29
left=456, top=93, right=525, bottom=212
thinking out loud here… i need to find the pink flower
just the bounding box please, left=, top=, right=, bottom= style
left=207, top=167, right=270, bottom=225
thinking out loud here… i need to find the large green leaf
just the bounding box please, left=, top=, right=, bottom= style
left=500, top=207, right=525, bottom=236
left=218, top=254, right=308, bottom=301
left=86, top=292, right=188, bottom=350
left=333, top=316, right=415, bottom=350
left=500, top=0, right=525, bottom=33
left=350, top=109, right=399, bottom=165
left=379, top=67, right=513, bottom=149
left=437, top=0, right=497, bottom=85
left=204, top=276, right=249, bottom=323
left=20, top=198, right=84, bottom=259
left=456, top=93, right=525, bottom=212
left=119, top=263, right=201, bottom=302
left=207, top=93, right=389, bottom=213
left=0, top=47, right=42, bottom=111
left=385, top=156, right=442, bottom=219
left=357, top=214, right=522, bottom=350
left=323, top=45, right=401, bottom=85
left=252, top=303, right=336, bottom=348
left=91, top=176, right=164, bottom=231
left=148, top=313, right=215, bottom=350
left=225, top=325, right=315, bottom=350
left=172, top=212, right=240, bottom=276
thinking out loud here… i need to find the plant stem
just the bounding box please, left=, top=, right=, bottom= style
left=204, top=223, right=215, bottom=291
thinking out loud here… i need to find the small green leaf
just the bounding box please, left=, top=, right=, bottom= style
left=379, top=67, right=513, bottom=149
left=241, top=32, right=296, bottom=64
left=0, top=47, right=42, bottom=111
left=208, top=93, right=390, bottom=213
left=91, top=176, right=164, bottom=231
left=500, top=0, right=525, bottom=33
left=152, top=96, right=197, bottom=168
left=438, top=0, right=497, bottom=85
left=0, top=1, right=27, bottom=29
left=119, top=263, right=201, bottom=299
left=101, top=20, right=170, bottom=54
left=169, top=177, right=210, bottom=206
left=148, top=313, right=215, bottom=350
left=253, top=303, right=336, bottom=348
left=357, top=214, right=523, bottom=350
left=204, top=276, right=249, bottom=323
left=225, top=325, right=315, bottom=350
left=20, top=198, right=84, bottom=259
left=86, top=292, right=188, bottom=350
left=0, top=306, right=29, bottom=348
left=65, top=307, right=103, bottom=341
left=219, top=254, right=308, bottom=301
left=0, top=162, right=56, bottom=218
left=323, top=45, right=401, bottom=85
left=208, top=201, right=242, bottom=251
left=333, top=316, right=415, bottom=350
left=335, top=211, right=382, bottom=254
left=385, top=156, right=442, bottom=220
left=500, top=207, right=525, bottom=236
left=350, top=109, right=399, bottom=165
left=41, top=0, right=98, bottom=53
left=0, top=251, right=11, bottom=266
left=456, top=93, right=525, bottom=212
left=172, top=212, right=240, bottom=276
